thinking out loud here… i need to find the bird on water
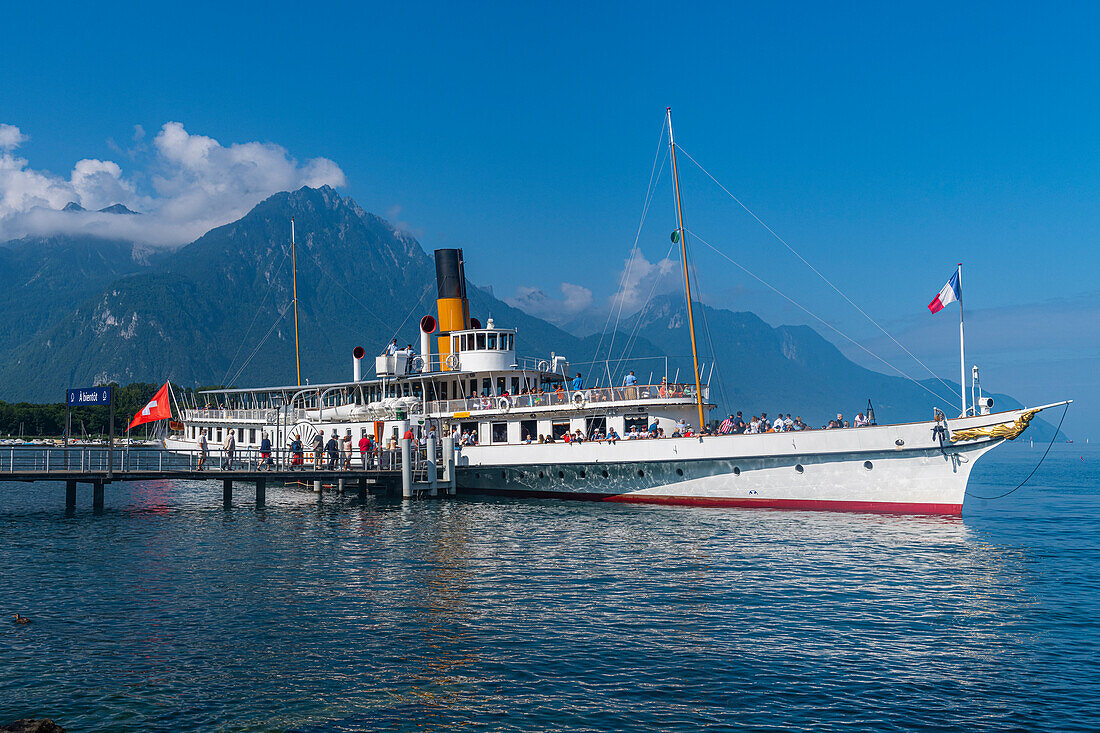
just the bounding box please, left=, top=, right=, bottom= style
left=13, top=614, right=31, bottom=624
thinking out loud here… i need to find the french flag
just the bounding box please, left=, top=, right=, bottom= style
left=928, top=267, right=961, bottom=314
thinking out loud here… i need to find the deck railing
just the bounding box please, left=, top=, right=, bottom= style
left=428, top=383, right=706, bottom=415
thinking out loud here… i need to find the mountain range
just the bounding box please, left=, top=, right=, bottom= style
left=0, top=186, right=1062, bottom=438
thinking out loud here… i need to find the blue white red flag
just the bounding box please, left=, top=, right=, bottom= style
left=928, top=268, right=961, bottom=314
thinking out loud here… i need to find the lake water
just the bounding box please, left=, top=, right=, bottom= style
left=1, top=443, right=1097, bottom=731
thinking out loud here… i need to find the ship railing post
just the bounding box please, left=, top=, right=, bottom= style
left=426, top=435, right=437, bottom=497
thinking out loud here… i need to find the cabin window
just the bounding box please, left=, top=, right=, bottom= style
left=216, top=428, right=222, bottom=442
left=453, top=336, right=460, bottom=352
left=511, top=377, right=520, bottom=394
left=482, top=378, right=492, bottom=396
left=497, top=377, right=506, bottom=395
left=412, top=384, right=422, bottom=398
left=520, top=420, right=537, bottom=442
left=487, top=333, right=497, bottom=349
left=552, top=422, right=570, bottom=440
left=625, top=414, right=648, bottom=434
left=491, top=422, right=508, bottom=443
left=585, top=416, right=606, bottom=438
left=507, top=334, right=514, bottom=350
left=249, top=429, right=256, bottom=444
left=460, top=421, right=478, bottom=439
left=238, top=428, right=245, bottom=443
left=476, top=332, right=486, bottom=350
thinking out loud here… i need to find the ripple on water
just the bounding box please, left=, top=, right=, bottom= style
left=0, top=446, right=1098, bottom=731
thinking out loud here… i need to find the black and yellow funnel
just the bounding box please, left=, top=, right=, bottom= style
left=435, top=248, right=470, bottom=369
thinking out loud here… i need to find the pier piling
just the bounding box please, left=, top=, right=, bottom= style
left=255, top=477, right=266, bottom=508
left=443, top=437, right=456, bottom=495
left=93, top=480, right=104, bottom=509
left=223, top=478, right=232, bottom=508
left=401, top=437, right=412, bottom=499
left=65, top=480, right=76, bottom=510
left=337, top=478, right=345, bottom=495
left=426, top=435, right=437, bottom=497
left=357, top=476, right=366, bottom=501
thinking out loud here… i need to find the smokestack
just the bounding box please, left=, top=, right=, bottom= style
left=420, top=315, right=436, bottom=372
left=353, top=346, right=365, bottom=381
left=435, top=249, right=469, bottom=370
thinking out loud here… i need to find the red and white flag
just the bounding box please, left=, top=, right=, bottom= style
left=928, top=267, right=961, bottom=314
left=128, top=382, right=172, bottom=430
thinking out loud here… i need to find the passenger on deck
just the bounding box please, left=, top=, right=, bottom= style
left=312, top=433, right=324, bottom=469
left=359, top=429, right=372, bottom=469
left=607, top=428, right=620, bottom=444
left=572, top=373, right=583, bottom=391
left=854, top=412, right=869, bottom=427
left=385, top=339, right=398, bottom=356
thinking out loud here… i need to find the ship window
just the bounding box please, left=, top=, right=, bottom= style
left=453, top=336, right=460, bottom=352
left=520, top=420, right=537, bottom=443
left=487, top=333, right=497, bottom=349
left=491, top=422, right=508, bottom=443
left=249, top=429, right=256, bottom=444
left=625, top=415, right=648, bottom=434
left=602, top=469, right=609, bottom=478
left=552, top=422, right=570, bottom=440
left=497, top=377, right=506, bottom=395
left=216, top=428, right=222, bottom=442
left=507, top=334, right=514, bottom=350
left=795, top=464, right=805, bottom=474
left=864, top=461, right=873, bottom=470
left=476, top=333, right=486, bottom=350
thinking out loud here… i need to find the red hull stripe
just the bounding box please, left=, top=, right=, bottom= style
left=464, top=487, right=962, bottom=516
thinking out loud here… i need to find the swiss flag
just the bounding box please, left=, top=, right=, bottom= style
left=128, top=382, right=173, bottom=430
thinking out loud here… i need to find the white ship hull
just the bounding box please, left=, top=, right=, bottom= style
left=450, top=407, right=1051, bottom=514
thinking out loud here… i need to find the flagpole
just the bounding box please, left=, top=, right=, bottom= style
left=958, top=263, right=966, bottom=417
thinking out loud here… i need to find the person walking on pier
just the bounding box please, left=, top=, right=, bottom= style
left=221, top=429, right=236, bottom=470
left=260, top=432, right=273, bottom=469
left=197, top=428, right=209, bottom=471
left=342, top=430, right=353, bottom=470
left=312, top=433, right=324, bottom=470
left=359, top=429, right=373, bottom=469
left=289, top=434, right=303, bottom=469
left=325, top=431, right=340, bottom=470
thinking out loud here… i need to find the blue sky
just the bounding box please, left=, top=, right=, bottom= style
left=2, top=1, right=1096, bottom=434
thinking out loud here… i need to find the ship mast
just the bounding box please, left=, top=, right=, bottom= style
left=291, top=218, right=302, bottom=386
left=667, top=108, right=706, bottom=431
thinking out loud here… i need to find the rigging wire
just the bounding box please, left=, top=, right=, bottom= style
left=686, top=245, right=730, bottom=413
left=221, top=247, right=291, bottom=385
left=612, top=239, right=678, bottom=376
left=594, top=118, right=669, bottom=367
left=965, top=402, right=1070, bottom=500
left=688, top=228, right=958, bottom=410
left=226, top=300, right=294, bottom=386
left=674, top=144, right=963, bottom=403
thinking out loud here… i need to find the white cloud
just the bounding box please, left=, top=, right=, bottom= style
left=506, top=282, right=594, bottom=325
left=608, top=248, right=678, bottom=314
left=0, top=121, right=346, bottom=246
left=0, top=124, right=26, bottom=150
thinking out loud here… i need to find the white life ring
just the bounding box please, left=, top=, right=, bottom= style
left=446, top=353, right=460, bottom=369
left=572, top=391, right=586, bottom=408
left=497, top=397, right=511, bottom=412
left=537, top=360, right=550, bottom=372
left=410, top=355, right=425, bottom=372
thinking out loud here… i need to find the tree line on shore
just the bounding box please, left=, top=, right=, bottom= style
left=0, top=383, right=225, bottom=438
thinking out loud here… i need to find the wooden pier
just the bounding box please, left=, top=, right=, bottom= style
left=0, top=441, right=455, bottom=509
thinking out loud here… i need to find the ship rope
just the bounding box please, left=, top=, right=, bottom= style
left=966, top=402, right=1070, bottom=500
left=675, top=144, right=964, bottom=405
left=594, top=118, right=668, bottom=371
left=688, top=228, right=958, bottom=410
left=221, top=247, right=291, bottom=385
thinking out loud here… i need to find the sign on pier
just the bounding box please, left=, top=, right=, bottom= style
left=66, top=386, right=112, bottom=406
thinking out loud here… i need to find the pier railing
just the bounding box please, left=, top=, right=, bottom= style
left=0, top=444, right=439, bottom=475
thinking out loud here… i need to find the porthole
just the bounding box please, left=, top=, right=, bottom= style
left=676, top=468, right=684, bottom=476
left=638, top=469, right=645, bottom=478
left=863, top=461, right=873, bottom=470
left=501, top=471, right=507, bottom=480
left=474, top=472, right=480, bottom=479
left=733, top=467, right=741, bottom=476
left=601, top=469, right=609, bottom=478
left=795, top=464, right=804, bottom=474
left=538, top=470, right=545, bottom=478
left=579, top=470, right=586, bottom=478
left=558, top=470, right=565, bottom=478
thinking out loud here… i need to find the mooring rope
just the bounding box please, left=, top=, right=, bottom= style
left=965, top=402, right=1070, bottom=500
